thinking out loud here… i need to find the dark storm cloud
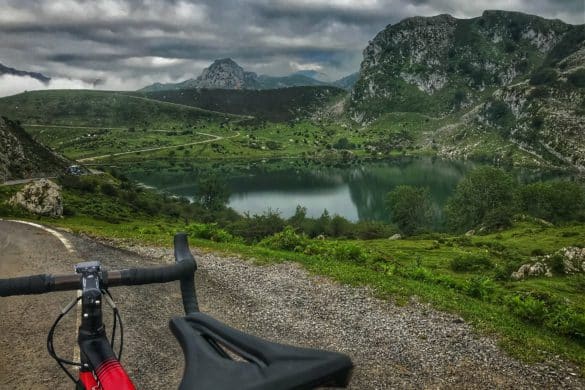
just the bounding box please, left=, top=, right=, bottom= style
left=0, top=0, right=582, bottom=93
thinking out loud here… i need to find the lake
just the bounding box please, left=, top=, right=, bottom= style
left=127, top=158, right=570, bottom=222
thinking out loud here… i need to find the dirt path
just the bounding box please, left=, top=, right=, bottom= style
left=1, top=221, right=584, bottom=389
left=76, top=132, right=240, bottom=162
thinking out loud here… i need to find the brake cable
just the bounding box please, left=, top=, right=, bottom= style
left=47, top=290, right=124, bottom=384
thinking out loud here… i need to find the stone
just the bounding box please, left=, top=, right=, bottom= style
left=10, top=179, right=63, bottom=217
left=511, top=261, right=552, bottom=280
left=389, top=234, right=402, bottom=240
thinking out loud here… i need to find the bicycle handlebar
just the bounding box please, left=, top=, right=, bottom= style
left=0, top=233, right=199, bottom=315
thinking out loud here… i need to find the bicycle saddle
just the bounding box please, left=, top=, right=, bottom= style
left=170, top=313, right=353, bottom=390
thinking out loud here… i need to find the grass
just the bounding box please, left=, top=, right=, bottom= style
left=2, top=175, right=584, bottom=374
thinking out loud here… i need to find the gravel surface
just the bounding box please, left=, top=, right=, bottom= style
left=1, top=221, right=584, bottom=389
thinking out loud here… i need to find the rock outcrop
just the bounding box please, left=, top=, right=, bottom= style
left=0, top=116, right=69, bottom=182
left=348, top=10, right=584, bottom=169
left=9, top=179, right=63, bottom=217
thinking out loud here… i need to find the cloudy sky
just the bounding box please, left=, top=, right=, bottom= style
left=0, top=0, right=583, bottom=95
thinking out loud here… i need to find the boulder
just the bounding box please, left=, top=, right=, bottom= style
left=389, top=234, right=402, bottom=240
left=10, top=179, right=63, bottom=217
left=559, top=247, right=585, bottom=274
left=511, top=261, right=552, bottom=280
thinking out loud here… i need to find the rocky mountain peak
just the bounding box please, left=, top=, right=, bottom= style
left=196, top=58, right=259, bottom=89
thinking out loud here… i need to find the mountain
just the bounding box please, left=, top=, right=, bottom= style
left=196, top=58, right=260, bottom=89
left=0, top=63, right=51, bottom=84
left=349, top=10, right=584, bottom=170
left=333, top=72, right=359, bottom=90
left=140, top=58, right=336, bottom=91
left=0, top=116, right=69, bottom=182
left=256, top=73, right=328, bottom=89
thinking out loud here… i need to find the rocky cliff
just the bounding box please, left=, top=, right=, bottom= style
left=349, top=10, right=584, bottom=170
left=0, top=117, right=69, bottom=182
left=196, top=58, right=260, bottom=89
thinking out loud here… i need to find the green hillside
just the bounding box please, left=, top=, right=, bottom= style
left=130, top=86, right=346, bottom=122
left=0, top=90, right=239, bottom=128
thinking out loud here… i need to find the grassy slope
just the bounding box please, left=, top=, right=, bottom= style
left=0, top=90, right=248, bottom=161
left=129, top=86, right=347, bottom=122
left=1, top=177, right=584, bottom=373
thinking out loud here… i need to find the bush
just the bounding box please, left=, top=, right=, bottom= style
left=464, top=276, right=496, bottom=300
left=226, top=210, right=285, bottom=243
left=59, top=175, right=97, bottom=193
left=445, top=167, right=517, bottom=232
left=506, top=295, right=547, bottom=323
left=450, top=253, right=493, bottom=272
left=387, top=186, right=433, bottom=236
left=100, top=183, right=118, bottom=197
left=353, top=221, right=397, bottom=240
left=260, top=226, right=309, bottom=251
left=186, top=223, right=239, bottom=243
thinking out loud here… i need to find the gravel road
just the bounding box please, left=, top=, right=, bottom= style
left=1, top=220, right=584, bottom=389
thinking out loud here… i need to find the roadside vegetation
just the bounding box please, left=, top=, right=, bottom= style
left=1, top=167, right=584, bottom=373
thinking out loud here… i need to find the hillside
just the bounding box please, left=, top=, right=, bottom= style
left=133, top=86, right=346, bottom=122
left=349, top=10, right=584, bottom=170
left=0, top=90, right=240, bottom=128
left=0, top=116, right=69, bottom=182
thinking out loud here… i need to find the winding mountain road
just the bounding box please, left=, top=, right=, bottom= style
left=0, top=220, right=583, bottom=389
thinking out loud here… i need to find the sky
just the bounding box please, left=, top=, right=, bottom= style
left=0, top=0, right=583, bottom=96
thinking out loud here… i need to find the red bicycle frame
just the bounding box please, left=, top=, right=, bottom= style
left=75, top=262, right=135, bottom=390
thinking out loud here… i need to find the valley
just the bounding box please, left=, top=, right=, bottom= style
left=1, top=8, right=584, bottom=384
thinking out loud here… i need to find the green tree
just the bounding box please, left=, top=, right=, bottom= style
left=445, top=167, right=517, bottom=232
left=386, top=185, right=433, bottom=235
left=518, top=181, right=585, bottom=223
left=194, top=176, right=229, bottom=211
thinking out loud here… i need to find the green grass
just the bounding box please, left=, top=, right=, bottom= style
left=2, top=177, right=584, bottom=374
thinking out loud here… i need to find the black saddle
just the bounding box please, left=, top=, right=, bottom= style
left=170, top=313, right=353, bottom=390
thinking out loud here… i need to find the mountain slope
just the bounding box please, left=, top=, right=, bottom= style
left=0, top=90, right=241, bottom=128
left=349, top=11, right=573, bottom=122
left=0, top=63, right=51, bottom=84
left=349, top=10, right=584, bottom=170
left=0, top=116, right=69, bottom=182
left=133, top=86, right=346, bottom=122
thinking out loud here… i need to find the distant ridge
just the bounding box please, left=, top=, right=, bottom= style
left=140, top=58, right=357, bottom=92
left=0, top=62, right=51, bottom=84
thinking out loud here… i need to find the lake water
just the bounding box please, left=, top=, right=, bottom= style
left=127, top=158, right=570, bottom=222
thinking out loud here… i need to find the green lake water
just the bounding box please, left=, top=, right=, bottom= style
left=127, top=158, right=570, bottom=222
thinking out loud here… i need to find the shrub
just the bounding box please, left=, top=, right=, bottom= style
left=506, top=295, right=547, bottom=323
left=387, top=185, right=433, bottom=236
left=186, top=223, right=238, bottom=243
left=100, top=183, right=118, bottom=197
left=260, top=226, right=309, bottom=251
left=450, top=253, right=493, bottom=272
left=226, top=210, right=285, bottom=242
left=353, top=221, right=397, bottom=240
left=464, top=276, right=496, bottom=300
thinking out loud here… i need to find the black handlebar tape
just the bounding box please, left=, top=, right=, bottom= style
left=117, top=260, right=194, bottom=286
left=0, top=274, right=54, bottom=296
left=174, top=233, right=199, bottom=315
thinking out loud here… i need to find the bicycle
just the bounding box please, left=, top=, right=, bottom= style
left=0, top=233, right=353, bottom=389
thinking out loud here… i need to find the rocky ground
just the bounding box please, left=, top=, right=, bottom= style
left=1, top=220, right=584, bottom=389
